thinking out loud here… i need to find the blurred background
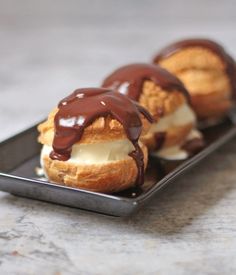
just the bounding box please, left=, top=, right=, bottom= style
left=0, top=0, right=235, bottom=140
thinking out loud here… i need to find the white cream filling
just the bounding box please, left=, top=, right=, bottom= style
left=155, top=146, right=188, bottom=160
left=149, top=104, right=198, bottom=160
left=186, top=128, right=202, bottom=141
left=40, top=105, right=197, bottom=166
left=41, top=139, right=135, bottom=165
left=154, top=129, right=203, bottom=160
left=150, top=103, right=196, bottom=133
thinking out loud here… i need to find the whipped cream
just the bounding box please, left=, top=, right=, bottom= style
left=150, top=103, right=196, bottom=132
left=154, top=129, right=203, bottom=160
left=41, top=139, right=135, bottom=166
left=154, top=146, right=188, bottom=160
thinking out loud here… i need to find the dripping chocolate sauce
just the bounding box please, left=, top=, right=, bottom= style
left=181, top=137, right=206, bottom=157
left=153, top=39, right=236, bottom=95
left=102, top=63, right=190, bottom=101
left=154, top=132, right=166, bottom=151
left=50, top=88, right=153, bottom=186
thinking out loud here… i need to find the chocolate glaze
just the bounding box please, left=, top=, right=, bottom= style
left=181, top=137, right=206, bottom=156
left=50, top=88, right=153, bottom=186
left=102, top=63, right=189, bottom=101
left=154, top=132, right=166, bottom=151
left=153, top=38, right=236, bottom=95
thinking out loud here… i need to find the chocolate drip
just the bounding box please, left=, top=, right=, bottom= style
left=181, top=137, right=205, bottom=156
left=153, top=38, right=236, bottom=95
left=102, top=63, right=189, bottom=101
left=50, top=88, right=153, bottom=186
left=154, top=132, right=166, bottom=151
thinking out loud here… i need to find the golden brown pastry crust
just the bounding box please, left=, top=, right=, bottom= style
left=191, top=91, right=232, bottom=120
left=154, top=47, right=233, bottom=120
left=42, top=143, right=148, bottom=193
left=140, top=80, right=186, bottom=119
left=38, top=108, right=151, bottom=146
left=136, top=80, right=194, bottom=150
left=177, top=69, right=232, bottom=119
left=156, top=47, right=226, bottom=72
left=177, top=69, right=231, bottom=96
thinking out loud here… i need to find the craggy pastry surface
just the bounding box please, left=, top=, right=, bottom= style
left=155, top=47, right=233, bottom=119
left=1, top=1, right=236, bottom=274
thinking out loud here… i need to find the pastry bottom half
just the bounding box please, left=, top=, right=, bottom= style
left=191, top=92, right=232, bottom=121
left=142, top=123, right=203, bottom=160
left=40, top=142, right=148, bottom=193
left=141, top=103, right=196, bottom=151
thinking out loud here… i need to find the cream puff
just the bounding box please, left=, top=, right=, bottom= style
left=153, top=38, right=236, bottom=122
left=102, top=63, right=204, bottom=160
left=38, top=88, right=153, bottom=193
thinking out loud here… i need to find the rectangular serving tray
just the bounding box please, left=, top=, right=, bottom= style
left=0, top=118, right=236, bottom=217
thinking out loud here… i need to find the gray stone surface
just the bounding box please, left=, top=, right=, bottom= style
left=1, top=0, right=236, bottom=274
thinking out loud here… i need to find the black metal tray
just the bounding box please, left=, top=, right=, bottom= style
left=0, top=118, right=236, bottom=216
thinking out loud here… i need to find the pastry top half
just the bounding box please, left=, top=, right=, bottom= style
left=102, top=63, right=191, bottom=121
left=153, top=38, right=236, bottom=98
left=38, top=87, right=153, bottom=151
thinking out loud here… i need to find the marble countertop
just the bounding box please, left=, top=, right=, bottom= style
left=1, top=0, right=236, bottom=274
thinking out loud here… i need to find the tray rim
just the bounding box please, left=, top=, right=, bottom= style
left=0, top=171, right=131, bottom=202
left=0, top=120, right=236, bottom=215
